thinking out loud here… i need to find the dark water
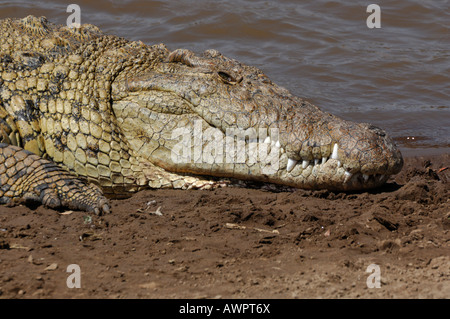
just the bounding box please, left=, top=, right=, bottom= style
left=1, top=0, right=449, bottom=156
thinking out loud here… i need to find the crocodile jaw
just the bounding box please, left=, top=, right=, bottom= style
left=112, top=95, right=403, bottom=191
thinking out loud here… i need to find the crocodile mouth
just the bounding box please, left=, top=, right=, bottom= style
left=282, top=143, right=388, bottom=185
left=227, top=137, right=393, bottom=191
left=112, top=95, right=394, bottom=191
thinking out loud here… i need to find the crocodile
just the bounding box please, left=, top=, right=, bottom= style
left=0, top=16, right=403, bottom=214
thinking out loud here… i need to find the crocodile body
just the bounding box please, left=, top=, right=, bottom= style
left=0, top=16, right=403, bottom=213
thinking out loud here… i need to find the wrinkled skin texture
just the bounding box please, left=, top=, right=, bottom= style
left=0, top=16, right=403, bottom=212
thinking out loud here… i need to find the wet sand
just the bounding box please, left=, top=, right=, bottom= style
left=0, top=153, right=448, bottom=298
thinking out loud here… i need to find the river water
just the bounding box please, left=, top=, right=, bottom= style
left=1, top=0, right=449, bottom=156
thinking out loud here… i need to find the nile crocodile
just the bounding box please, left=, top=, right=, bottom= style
left=0, top=16, right=403, bottom=214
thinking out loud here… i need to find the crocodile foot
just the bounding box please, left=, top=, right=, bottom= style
left=0, top=143, right=110, bottom=215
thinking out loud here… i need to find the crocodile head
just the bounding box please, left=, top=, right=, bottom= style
left=111, top=47, right=403, bottom=191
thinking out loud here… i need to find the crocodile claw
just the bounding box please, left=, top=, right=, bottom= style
left=0, top=143, right=111, bottom=214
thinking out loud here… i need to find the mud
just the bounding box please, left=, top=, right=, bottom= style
left=0, top=154, right=448, bottom=299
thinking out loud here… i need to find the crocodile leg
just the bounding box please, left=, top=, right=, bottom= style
left=0, top=143, right=110, bottom=214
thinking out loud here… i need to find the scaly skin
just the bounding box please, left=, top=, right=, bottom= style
left=0, top=16, right=403, bottom=213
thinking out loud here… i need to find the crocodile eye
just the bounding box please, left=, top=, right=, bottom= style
left=218, top=71, right=236, bottom=84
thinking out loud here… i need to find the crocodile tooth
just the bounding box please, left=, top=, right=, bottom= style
left=322, top=156, right=327, bottom=164
left=314, top=159, right=319, bottom=166
left=379, top=174, right=385, bottom=181
left=302, top=160, right=308, bottom=169
left=264, top=136, right=271, bottom=144
left=287, top=158, right=298, bottom=172
left=337, top=160, right=342, bottom=168
left=275, top=141, right=281, bottom=148
left=344, top=171, right=353, bottom=182
left=331, top=143, right=339, bottom=160
left=363, top=174, right=369, bottom=182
